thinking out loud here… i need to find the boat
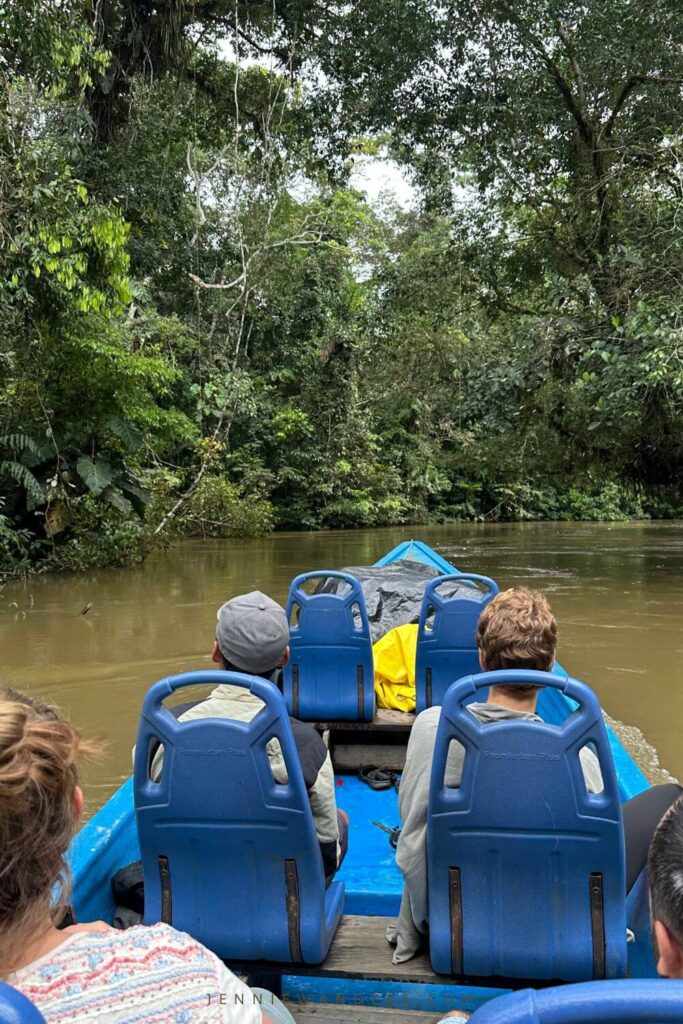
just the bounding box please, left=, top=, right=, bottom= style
left=68, top=538, right=657, bottom=1017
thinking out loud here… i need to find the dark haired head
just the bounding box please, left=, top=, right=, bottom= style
left=649, top=795, right=683, bottom=950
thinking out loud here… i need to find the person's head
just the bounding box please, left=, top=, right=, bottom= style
left=648, top=796, right=683, bottom=978
left=476, top=587, right=557, bottom=708
left=0, top=687, right=97, bottom=968
left=211, top=591, right=290, bottom=679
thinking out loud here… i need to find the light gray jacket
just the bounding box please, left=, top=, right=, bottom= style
left=388, top=702, right=605, bottom=962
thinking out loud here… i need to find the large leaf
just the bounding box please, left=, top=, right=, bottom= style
left=102, top=486, right=132, bottom=515
left=120, top=477, right=150, bottom=516
left=0, top=461, right=45, bottom=506
left=76, top=455, right=113, bottom=496
left=22, top=443, right=57, bottom=469
left=105, top=416, right=143, bottom=452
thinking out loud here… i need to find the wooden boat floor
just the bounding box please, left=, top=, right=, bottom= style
left=285, top=1002, right=444, bottom=1023
left=233, top=915, right=452, bottom=986
left=231, top=915, right=427, bottom=984
left=235, top=916, right=567, bottom=991
left=306, top=915, right=437, bottom=983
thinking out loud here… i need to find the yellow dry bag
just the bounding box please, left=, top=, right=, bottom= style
left=373, top=623, right=418, bottom=713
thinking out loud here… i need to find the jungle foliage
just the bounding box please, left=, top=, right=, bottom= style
left=0, top=0, right=681, bottom=572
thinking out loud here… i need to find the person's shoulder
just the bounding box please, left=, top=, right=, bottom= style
left=289, top=713, right=316, bottom=733
left=177, top=698, right=212, bottom=722
left=404, top=706, right=441, bottom=763
left=412, top=706, right=442, bottom=734
left=288, top=716, right=328, bottom=763
left=13, top=923, right=259, bottom=1023
left=10, top=924, right=212, bottom=985
left=289, top=715, right=325, bottom=747
left=107, top=922, right=222, bottom=963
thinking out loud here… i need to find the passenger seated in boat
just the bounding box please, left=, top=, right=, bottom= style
left=151, top=591, right=348, bottom=883
left=0, top=686, right=291, bottom=1023
left=388, top=587, right=604, bottom=963
left=648, top=794, right=683, bottom=979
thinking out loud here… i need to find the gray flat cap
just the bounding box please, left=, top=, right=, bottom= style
left=216, top=591, right=289, bottom=675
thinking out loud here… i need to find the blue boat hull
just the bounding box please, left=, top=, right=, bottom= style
left=69, top=538, right=657, bottom=1008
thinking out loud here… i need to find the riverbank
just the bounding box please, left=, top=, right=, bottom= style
left=2, top=477, right=681, bottom=580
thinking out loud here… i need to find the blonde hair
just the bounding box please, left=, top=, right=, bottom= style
left=0, top=688, right=98, bottom=971
left=476, top=588, right=557, bottom=696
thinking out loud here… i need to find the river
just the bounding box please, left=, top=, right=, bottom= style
left=1, top=521, right=681, bottom=812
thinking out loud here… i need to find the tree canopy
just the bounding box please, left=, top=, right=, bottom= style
left=1, top=0, right=681, bottom=572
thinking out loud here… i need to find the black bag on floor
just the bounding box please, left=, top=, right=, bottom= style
left=112, top=860, right=144, bottom=929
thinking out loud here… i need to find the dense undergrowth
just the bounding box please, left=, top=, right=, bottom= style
left=2, top=475, right=679, bottom=578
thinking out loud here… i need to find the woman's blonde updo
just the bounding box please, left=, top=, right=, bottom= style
left=0, top=688, right=99, bottom=968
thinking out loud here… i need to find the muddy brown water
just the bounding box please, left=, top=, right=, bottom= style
left=1, top=521, right=681, bottom=814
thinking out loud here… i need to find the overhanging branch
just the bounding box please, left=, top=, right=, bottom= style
left=605, top=75, right=683, bottom=137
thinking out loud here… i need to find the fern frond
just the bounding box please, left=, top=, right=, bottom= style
left=0, top=433, right=40, bottom=454
left=0, top=460, right=45, bottom=505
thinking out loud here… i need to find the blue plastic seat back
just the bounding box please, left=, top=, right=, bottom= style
left=283, top=571, right=375, bottom=721
left=415, top=573, right=500, bottom=712
left=0, top=985, right=45, bottom=1024
left=134, top=670, right=344, bottom=963
left=428, top=670, right=627, bottom=981
left=469, top=979, right=683, bottom=1023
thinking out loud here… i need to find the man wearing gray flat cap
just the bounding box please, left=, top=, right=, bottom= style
left=152, top=591, right=348, bottom=882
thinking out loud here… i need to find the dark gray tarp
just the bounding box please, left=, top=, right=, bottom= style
left=319, top=559, right=476, bottom=642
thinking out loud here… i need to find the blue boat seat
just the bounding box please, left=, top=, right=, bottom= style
left=283, top=571, right=375, bottom=721
left=0, top=985, right=45, bottom=1024
left=134, top=670, right=344, bottom=963
left=428, top=670, right=627, bottom=981
left=469, top=979, right=683, bottom=1022
left=415, top=573, right=499, bottom=712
